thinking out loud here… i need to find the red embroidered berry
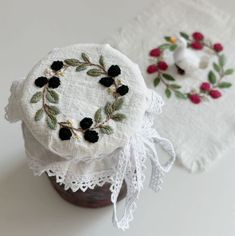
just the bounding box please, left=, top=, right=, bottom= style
left=157, top=61, right=168, bottom=71
left=213, top=43, right=223, bottom=52
left=147, top=64, right=158, bottom=74
left=191, top=41, right=203, bottom=50
left=189, top=94, right=201, bottom=104
left=200, top=82, right=211, bottom=91
left=192, top=32, right=204, bottom=41
left=209, top=89, right=222, bottom=99
left=149, top=48, right=161, bottom=57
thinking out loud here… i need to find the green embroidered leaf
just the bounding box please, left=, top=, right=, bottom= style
left=180, top=32, right=189, bottom=40
left=165, top=88, right=171, bottom=98
left=169, top=84, right=181, bottom=89
left=46, top=115, right=57, bottom=130
left=213, top=63, right=221, bottom=73
left=99, top=55, right=105, bottom=67
left=34, top=108, right=44, bottom=121
left=159, top=44, right=170, bottom=50
left=81, top=53, right=90, bottom=63
left=30, top=92, right=42, bottom=103
left=169, top=44, right=177, bottom=51
left=47, top=105, right=60, bottom=116
left=218, top=82, right=232, bottom=88
left=46, top=90, right=59, bottom=103
left=208, top=71, right=217, bottom=84
left=94, top=108, right=102, bottom=123
left=111, top=113, right=126, bottom=121
left=76, top=64, right=87, bottom=72
left=174, top=90, right=187, bottom=99
left=100, top=125, right=114, bottom=135
left=154, top=77, right=161, bottom=87
left=162, top=73, right=175, bottom=81
left=224, top=68, right=234, bottom=75
left=219, top=54, right=226, bottom=67
left=112, top=97, right=124, bottom=111
left=64, top=59, right=80, bottom=66
left=164, top=36, right=171, bottom=42
left=104, top=102, right=113, bottom=116
left=87, top=69, right=103, bottom=77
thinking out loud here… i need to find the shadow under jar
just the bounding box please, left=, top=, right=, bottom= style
left=48, top=175, right=127, bottom=208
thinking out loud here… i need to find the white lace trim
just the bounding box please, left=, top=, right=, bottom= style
left=24, top=91, right=175, bottom=231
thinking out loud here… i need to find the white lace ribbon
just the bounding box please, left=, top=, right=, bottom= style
left=110, top=115, right=176, bottom=230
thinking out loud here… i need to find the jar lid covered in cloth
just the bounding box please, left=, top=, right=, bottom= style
left=5, top=43, right=175, bottom=230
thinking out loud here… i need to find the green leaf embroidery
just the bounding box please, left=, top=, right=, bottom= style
left=111, top=113, right=126, bottom=121
left=224, top=68, right=234, bottom=75
left=46, top=90, right=59, bottom=103
left=169, top=44, right=177, bottom=51
left=100, top=125, right=114, bottom=135
left=99, top=55, right=105, bottom=67
left=35, top=108, right=44, bottom=121
left=165, top=88, right=171, bottom=98
left=154, top=77, right=161, bottom=87
left=104, top=102, right=113, bottom=116
left=218, top=82, right=232, bottom=88
left=30, top=91, right=42, bottom=103
left=164, top=36, right=171, bottom=42
left=94, top=108, right=102, bottom=123
left=180, top=32, right=189, bottom=40
left=81, top=53, right=90, bottom=63
left=46, top=115, right=57, bottom=130
left=112, top=97, right=124, bottom=111
left=169, top=84, right=181, bottom=89
left=87, top=69, right=103, bottom=77
left=76, top=64, right=87, bottom=72
left=213, top=63, right=221, bottom=73
left=159, top=44, right=170, bottom=50
left=208, top=71, right=217, bottom=84
left=162, top=73, right=175, bottom=81
left=47, top=105, right=60, bottom=116
left=219, top=54, right=226, bottom=67
left=64, top=59, right=80, bottom=66
left=174, top=91, right=187, bottom=99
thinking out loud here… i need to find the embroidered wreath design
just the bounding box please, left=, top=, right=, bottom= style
left=147, top=31, right=234, bottom=104
left=30, top=53, right=129, bottom=143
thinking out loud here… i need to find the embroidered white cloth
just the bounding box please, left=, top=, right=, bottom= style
left=5, top=43, right=175, bottom=230
left=107, top=0, right=235, bottom=172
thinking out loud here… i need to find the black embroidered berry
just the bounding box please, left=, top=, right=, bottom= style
left=116, top=85, right=129, bottom=96
left=80, top=117, right=93, bottom=130
left=51, top=61, right=64, bottom=71
left=59, top=127, right=72, bottom=141
left=48, top=76, right=61, bottom=88
left=34, top=76, right=48, bottom=88
left=108, top=65, right=121, bottom=77
left=99, top=77, right=114, bottom=87
left=84, top=130, right=99, bottom=143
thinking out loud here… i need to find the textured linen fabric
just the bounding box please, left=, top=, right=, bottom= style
left=107, top=0, right=235, bottom=172
left=7, top=44, right=148, bottom=159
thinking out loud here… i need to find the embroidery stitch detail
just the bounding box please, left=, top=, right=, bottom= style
left=147, top=32, right=234, bottom=104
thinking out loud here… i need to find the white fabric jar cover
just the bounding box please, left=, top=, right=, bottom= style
left=5, top=43, right=175, bottom=230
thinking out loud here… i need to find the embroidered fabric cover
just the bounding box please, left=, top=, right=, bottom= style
left=5, top=43, right=175, bottom=230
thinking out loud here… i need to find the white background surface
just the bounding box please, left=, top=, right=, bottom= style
left=0, top=0, right=235, bottom=235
